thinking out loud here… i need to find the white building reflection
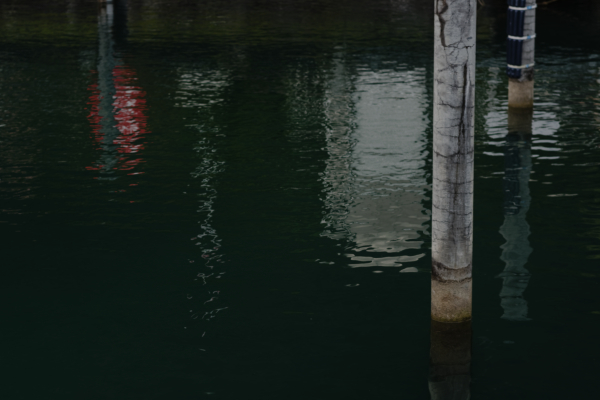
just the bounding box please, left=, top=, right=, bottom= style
left=321, top=52, right=429, bottom=268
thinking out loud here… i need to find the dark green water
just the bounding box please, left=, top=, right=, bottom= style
left=2, top=1, right=600, bottom=399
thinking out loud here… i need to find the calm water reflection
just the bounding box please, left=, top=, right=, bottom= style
left=88, top=1, right=148, bottom=180
left=1, top=1, right=600, bottom=399
left=321, top=52, right=429, bottom=268
left=497, top=109, right=533, bottom=321
left=429, top=321, right=471, bottom=400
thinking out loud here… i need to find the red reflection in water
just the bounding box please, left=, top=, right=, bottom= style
left=86, top=65, right=148, bottom=174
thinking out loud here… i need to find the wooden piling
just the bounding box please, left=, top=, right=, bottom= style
left=432, top=0, right=476, bottom=323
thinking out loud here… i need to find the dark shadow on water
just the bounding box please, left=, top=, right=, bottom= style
left=429, top=320, right=471, bottom=400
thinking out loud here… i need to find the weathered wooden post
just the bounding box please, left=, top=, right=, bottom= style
left=507, top=0, right=536, bottom=108
left=432, top=0, right=476, bottom=323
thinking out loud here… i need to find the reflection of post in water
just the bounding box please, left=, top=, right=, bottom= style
left=87, top=0, right=148, bottom=180
left=90, top=0, right=120, bottom=179
left=497, top=108, right=533, bottom=321
left=429, top=320, right=471, bottom=400
left=320, top=50, right=356, bottom=241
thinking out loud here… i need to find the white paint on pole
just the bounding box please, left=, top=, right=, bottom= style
left=432, top=0, right=476, bottom=323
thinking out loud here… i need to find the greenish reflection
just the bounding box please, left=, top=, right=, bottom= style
left=1, top=1, right=600, bottom=399
left=88, top=0, right=148, bottom=182
left=90, top=1, right=120, bottom=179
left=497, top=109, right=533, bottom=321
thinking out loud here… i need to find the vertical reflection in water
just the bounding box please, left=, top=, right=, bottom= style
left=87, top=0, right=148, bottom=182
left=497, top=109, right=533, bottom=321
left=429, top=320, right=472, bottom=400
left=175, top=67, right=229, bottom=334
left=190, top=135, right=226, bottom=326
left=349, top=66, right=428, bottom=264
left=88, top=2, right=118, bottom=178
left=66, top=0, right=77, bottom=25
left=321, top=49, right=357, bottom=241
left=321, top=52, right=429, bottom=268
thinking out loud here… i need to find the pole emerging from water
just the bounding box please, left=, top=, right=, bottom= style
left=432, top=0, right=476, bottom=323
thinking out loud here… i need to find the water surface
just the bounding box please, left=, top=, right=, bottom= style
left=2, top=1, right=600, bottom=399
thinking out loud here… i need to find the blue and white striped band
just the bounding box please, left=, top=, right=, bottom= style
left=508, top=5, right=537, bottom=11
left=507, top=63, right=535, bottom=69
left=508, top=34, right=536, bottom=41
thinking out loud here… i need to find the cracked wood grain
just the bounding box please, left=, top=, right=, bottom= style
left=432, top=0, right=476, bottom=323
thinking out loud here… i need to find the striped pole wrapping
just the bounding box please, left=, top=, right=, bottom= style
left=507, top=0, right=536, bottom=79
